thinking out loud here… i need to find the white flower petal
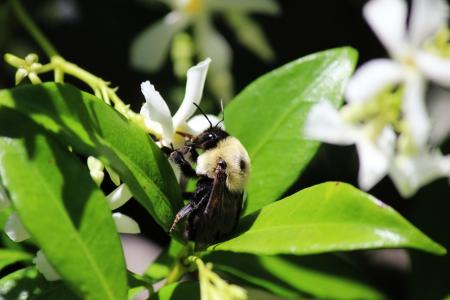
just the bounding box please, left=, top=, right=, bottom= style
left=356, top=127, right=396, bottom=190
left=0, top=184, right=11, bottom=210
left=225, top=12, right=275, bottom=62
left=390, top=151, right=450, bottom=197
left=89, top=170, right=104, bottom=187
left=130, top=12, right=189, bottom=72
left=87, top=156, right=104, bottom=172
left=87, top=157, right=104, bottom=186
left=415, top=50, right=450, bottom=88
left=403, top=71, right=430, bottom=149
left=33, top=250, right=60, bottom=281
left=112, top=213, right=141, bottom=234
left=140, top=104, right=164, bottom=136
left=172, top=58, right=211, bottom=130
left=106, top=183, right=133, bottom=210
left=428, top=87, right=450, bottom=145
left=140, top=81, right=174, bottom=145
left=194, top=16, right=233, bottom=99
left=345, top=59, right=404, bottom=103
left=304, top=101, right=357, bottom=145
left=363, top=0, right=408, bottom=58
left=185, top=114, right=223, bottom=135
left=409, top=0, right=449, bottom=46
left=5, top=213, right=30, bottom=242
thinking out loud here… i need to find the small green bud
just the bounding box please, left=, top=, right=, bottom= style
left=25, top=53, right=39, bottom=64
left=4, top=53, right=24, bottom=68
left=28, top=72, right=42, bottom=84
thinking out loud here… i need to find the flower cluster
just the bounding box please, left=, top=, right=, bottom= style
left=139, top=57, right=222, bottom=149
left=305, top=0, right=450, bottom=197
left=130, top=0, right=279, bottom=100
left=190, top=256, right=247, bottom=300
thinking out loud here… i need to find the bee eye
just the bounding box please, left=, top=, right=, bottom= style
left=208, top=133, right=214, bottom=139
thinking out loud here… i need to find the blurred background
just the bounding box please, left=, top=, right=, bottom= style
left=0, top=0, right=449, bottom=299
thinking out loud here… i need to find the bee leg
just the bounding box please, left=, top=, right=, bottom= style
left=169, top=203, right=194, bottom=233
left=169, top=148, right=197, bottom=178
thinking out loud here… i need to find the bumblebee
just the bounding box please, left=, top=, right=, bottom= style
left=168, top=111, right=250, bottom=250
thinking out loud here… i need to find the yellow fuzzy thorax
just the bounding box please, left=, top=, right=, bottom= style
left=195, top=136, right=251, bottom=193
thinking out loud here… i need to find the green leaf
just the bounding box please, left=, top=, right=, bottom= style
left=149, top=281, right=293, bottom=300
left=210, top=182, right=446, bottom=255
left=128, top=272, right=149, bottom=300
left=0, top=111, right=127, bottom=299
left=0, top=267, right=78, bottom=300
left=205, top=251, right=384, bottom=300
left=144, top=239, right=184, bottom=282
left=225, top=47, right=357, bottom=215
left=0, top=83, right=182, bottom=231
left=0, top=249, right=32, bottom=271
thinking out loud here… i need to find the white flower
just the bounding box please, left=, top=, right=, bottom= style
left=87, top=156, right=105, bottom=186
left=305, top=0, right=450, bottom=196
left=130, top=0, right=279, bottom=99
left=389, top=151, right=450, bottom=197
left=106, top=184, right=140, bottom=234
left=140, top=58, right=222, bottom=148
left=4, top=212, right=30, bottom=242
left=304, top=101, right=396, bottom=190
left=33, top=250, right=61, bottom=281
left=347, top=0, right=450, bottom=149
left=86, top=157, right=138, bottom=233
left=87, top=156, right=121, bottom=187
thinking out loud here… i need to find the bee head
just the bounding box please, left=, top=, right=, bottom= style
left=189, top=102, right=228, bottom=149
left=192, top=126, right=229, bottom=150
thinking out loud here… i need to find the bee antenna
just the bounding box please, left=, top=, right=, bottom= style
left=193, top=103, right=212, bottom=128
left=215, top=100, right=225, bottom=128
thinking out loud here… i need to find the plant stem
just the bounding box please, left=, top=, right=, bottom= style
left=165, top=260, right=185, bottom=285
left=9, top=0, right=59, bottom=58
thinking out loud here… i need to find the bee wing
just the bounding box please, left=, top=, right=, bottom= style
left=193, top=159, right=243, bottom=250
left=204, top=160, right=227, bottom=216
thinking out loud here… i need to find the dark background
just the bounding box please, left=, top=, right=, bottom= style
left=0, top=0, right=449, bottom=299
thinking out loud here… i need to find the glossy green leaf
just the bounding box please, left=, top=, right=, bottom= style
left=128, top=272, right=149, bottom=300
left=0, top=249, right=32, bottom=271
left=0, top=267, right=78, bottom=300
left=205, top=251, right=383, bottom=300
left=149, top=281, right=296, bottom=300
left=144, top=239, right=184, bottom=282
left=225, top=47, right=357, bottom=215
left=210, top=182, right=446, bottom=255
left=0, top=83, right=182, bottom=231
left=0, top=111, right=127, bottom=299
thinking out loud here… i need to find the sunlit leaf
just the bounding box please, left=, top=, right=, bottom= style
left=0, top=83, right=182, bottom=231
left=0, top=111, right=127, bottom=299
left=205, top=251, right=384, bottom=300
left=225, top=48, right=357, bottom=215
left=0, top=267, right=78, bottom=300
left=210, top=182, right=446, bottom=256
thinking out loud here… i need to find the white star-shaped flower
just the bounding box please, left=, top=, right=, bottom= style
left=131, top=0, right=279, bottom=98
left=140, top=58, right=222, bottom=148
left=304, top=101, right=396, bottom=190
left=347, top=0, right=450, bottom=149
left=390, top=150, right=450, bottom=197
